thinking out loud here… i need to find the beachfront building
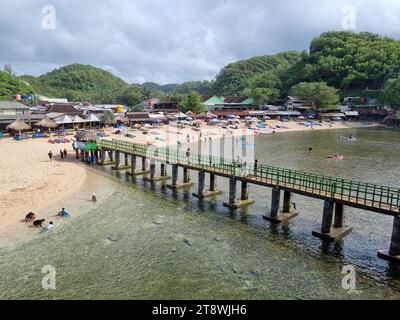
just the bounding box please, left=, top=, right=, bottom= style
left=126, top=112, right=152, bottom=125
left=285, top=96, right=308, bottom=111
left=0, top=101, right=44, bottom=130
left=201, top=96, right=225, bottom=111
left=152, top=101, right=179, bottom=113
left=219, top=96, right=256, bottom=111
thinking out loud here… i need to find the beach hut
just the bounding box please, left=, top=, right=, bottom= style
left=6, top=119, right=32, bottom=140
left=85, top=113, right=101, bottom=128
left=54, top=114, right=73, bottom=125
left=70, top=115, right=87, bottom=129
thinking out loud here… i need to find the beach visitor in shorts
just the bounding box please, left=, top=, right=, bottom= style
left=48, top=151, right=53, bottom=161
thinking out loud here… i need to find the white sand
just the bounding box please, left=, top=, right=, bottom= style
left=0, top=136, right=87, bottom=242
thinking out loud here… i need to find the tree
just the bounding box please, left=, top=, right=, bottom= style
left=100, top=110, right=116, bottom=125
left=290, top=82, right=339, bottom=110
left=243, top=87, right=280, bottom=105
left=381, top=77, right=400, bottom=107
left=180, top=91, right=205, bottom=114
left=119, top=86, right=141, bottom=108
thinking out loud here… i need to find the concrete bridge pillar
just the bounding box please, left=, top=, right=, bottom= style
left=283, top=191, right=293, bottom=213
left=108, top=150, right=114, bottom=162
left=114, top=151, right=120, bottom=170
left=171, top=165, right=178, bottom=186
left=228, top=178, right=237, bottom=205
left=149, top=162, right=156, bottom=180
left=379, top=216, right=400, bottom=263
left=270, top=188, right=281, bottom=218
left=263, top=188, right=298, bottom=223
left=224, top=179, right=255, bottom=210
left=142, top=157, right=147, bottom=171
left=130, top=155, right=136, bottom=175
left=125, top=153, right=129, bottom=167
left=144, top=161, right=170, bottom=183
left=183, top=168, right=190, bottom=184
left=161, top=163, right=167, bottom=177
left=312, top=200, right=352, bottom=241
left=198, top=170, right=206, bottom=196
left=241, top=181, right=249, bottom=201
left=334, top=203, right=345, bottom=228
left=168, top=166, right=194, bottom=191
left=210, top=174, right=216, bottom=192
left=100, top=149, right=106, bottom=166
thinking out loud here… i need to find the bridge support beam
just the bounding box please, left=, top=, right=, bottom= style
left=128, top=156, right=150, bottom=176
left=167, top=165, right=194, bottom=190
left=378, top=216, right=400, bottom=263
left=224, top=180, right=254, bottom=209
left=112, top=151, right=120, bottom=170
left=144, top=162, right=170, bottom=182
left=312, top=201, right=352, bottom=241
left=263, top=189, right=298, bottom=223
left=193, top=171, right=221, bottom=199
left=99, top=149, right=114, bottom=166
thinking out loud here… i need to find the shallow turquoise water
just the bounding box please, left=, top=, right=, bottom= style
left=1, top=127, right=400, bottom=300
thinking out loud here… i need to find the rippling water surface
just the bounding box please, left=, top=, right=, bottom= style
left=1, top=127, right=400, bottom=300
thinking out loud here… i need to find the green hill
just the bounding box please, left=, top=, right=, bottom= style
left=20, top=64, right=129, bottom=103
left=284, top=31, right=400, bottom=92
left=0, top=71, right=32, bottom=99
left=211, top=51, right=303, bottom=96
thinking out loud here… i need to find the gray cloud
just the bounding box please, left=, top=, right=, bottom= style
left=1, top=0, right=400, bottom=84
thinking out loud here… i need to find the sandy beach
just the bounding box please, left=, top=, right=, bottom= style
left=0, top=120, right=373, bottom=245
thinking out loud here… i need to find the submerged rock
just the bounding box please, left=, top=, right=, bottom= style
left=183, top=239, right=193, bottom=246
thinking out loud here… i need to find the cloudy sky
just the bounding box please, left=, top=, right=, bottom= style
left=1, top=0, right=400, bottom=84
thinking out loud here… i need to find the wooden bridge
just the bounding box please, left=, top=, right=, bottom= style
left=79, top=139, right=400, bottom=263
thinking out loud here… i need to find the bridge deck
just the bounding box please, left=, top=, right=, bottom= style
left=98, top=139, right=400, bottom=216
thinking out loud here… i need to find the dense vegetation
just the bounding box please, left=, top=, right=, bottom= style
left=211, top=51, right=303, bottom=96
left=0, top=69, right=32, bottom=99
left=20, top=64, right=129, bottom=103
left=285, top=32, right=400, bottom=92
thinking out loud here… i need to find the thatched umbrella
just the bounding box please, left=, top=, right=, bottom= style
left=7, top=119, right=31, bottom=131
left=35, top=117, right=58, bottom=129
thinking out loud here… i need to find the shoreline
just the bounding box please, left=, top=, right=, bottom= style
left=0, top=121, right=377, bottom=246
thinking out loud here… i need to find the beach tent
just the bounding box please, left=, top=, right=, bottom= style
left=34, top=117, right=58, bottom=128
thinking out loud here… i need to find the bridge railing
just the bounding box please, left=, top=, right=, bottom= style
left=98, top=139, right=400, bottom=213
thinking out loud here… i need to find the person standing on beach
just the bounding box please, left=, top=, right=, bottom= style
left=63, top=149, right=68, bottom=158
left=48, top=151, right=53, bottom=161
left=60, top=150, right=64, bottom=160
